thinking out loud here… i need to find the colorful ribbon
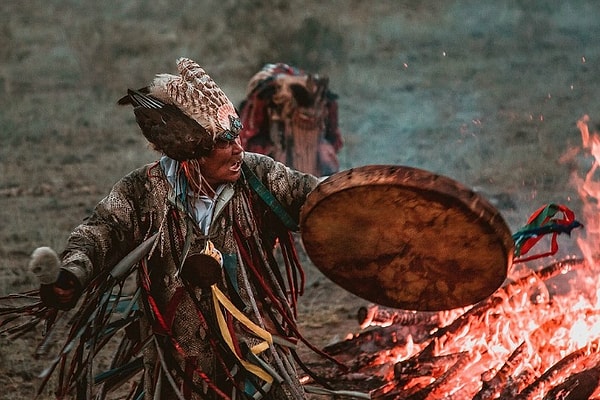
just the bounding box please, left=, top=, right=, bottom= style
left=512, top=203, right=583, bottom=263
left=211, top=284, right=274, bottom=384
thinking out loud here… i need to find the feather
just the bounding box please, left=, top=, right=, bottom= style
left=116, top=86, right=149, bottom=105
left=119, top=89, right=215, bottom=160
left=118, top=58, right=242, bottom=161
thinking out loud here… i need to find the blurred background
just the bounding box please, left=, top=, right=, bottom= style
left=2, top=0, right=600, bottom=287
left=2, top=1, right=600, bottom=396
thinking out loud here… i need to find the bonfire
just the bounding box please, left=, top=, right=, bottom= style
left=301, top=115, right=600, bottom=400
left=1, top=117, right=598, bottom=400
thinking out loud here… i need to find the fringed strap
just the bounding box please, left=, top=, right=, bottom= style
left=233, top=224, right=348, bottom=372
left=278, top=231, right=304, bottom=317
left=139, top=259, right=234, bottom=399
left=182, top=283, right=246, bottom=398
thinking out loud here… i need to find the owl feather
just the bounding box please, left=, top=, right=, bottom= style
left=118, top=58, right=241, bottom=160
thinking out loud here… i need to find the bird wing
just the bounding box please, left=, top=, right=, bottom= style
left=120, top=89, right=214, bottom=160
left=116, top=87, right=150, bottom=106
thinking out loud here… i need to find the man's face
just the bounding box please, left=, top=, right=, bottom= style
left=201, top=136, right=244, bottom=187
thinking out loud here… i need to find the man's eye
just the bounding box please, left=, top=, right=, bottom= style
left=214, top=140, right=230, bottom=149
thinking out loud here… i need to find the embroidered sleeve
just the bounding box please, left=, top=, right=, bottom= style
left=61, top=166, right=153, bottom=287
left=243, top=152, right=319, bottom=223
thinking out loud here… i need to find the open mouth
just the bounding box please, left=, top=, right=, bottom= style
left=231, top=159, right=242, bottom=171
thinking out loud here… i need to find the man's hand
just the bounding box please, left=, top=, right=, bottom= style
left=30, top=246, right=82, bottom=310
left=39, top=270, right=82, bottom=311
left=52, top=286, right=77, bottom=306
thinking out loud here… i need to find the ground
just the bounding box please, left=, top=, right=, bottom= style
left=1, top=1, right=600, bottom=398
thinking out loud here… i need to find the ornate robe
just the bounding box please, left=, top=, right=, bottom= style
left=60, top=152, right=319, bottom=399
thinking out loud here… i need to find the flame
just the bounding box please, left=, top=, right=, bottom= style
left=575, top=115, right=600, bottom=267
left=329, top=115, right=600, bottom=398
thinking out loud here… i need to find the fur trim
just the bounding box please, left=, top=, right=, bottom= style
left=29, top=246, right=60, bottom=284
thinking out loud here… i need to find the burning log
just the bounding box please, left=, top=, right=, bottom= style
left=543, top=364, right=600, bottom=400
left=386, top=258, right=596, bottom=399
left=395, top=352, right=468, bottom=383
left=473, top=341, right=529, bottom=400
left=409, top=352, right=475, bottom=400
left=357, top=306, right=442, bottom=329
left=316, top=257, right=600, bottom=399
left=516, top=341, right=600, bottom=400
left=476, top=315, right=589, bottom=399
left=324, top=310, right=441, bottom=365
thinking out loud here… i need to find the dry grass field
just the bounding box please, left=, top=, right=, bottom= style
left=2, top=0, right=600, bottom=398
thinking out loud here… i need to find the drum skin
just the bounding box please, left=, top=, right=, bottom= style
left=300, top=165, right=514, bottom=311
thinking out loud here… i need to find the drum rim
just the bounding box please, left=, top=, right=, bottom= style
left=300, top=165, right=514, bottom=311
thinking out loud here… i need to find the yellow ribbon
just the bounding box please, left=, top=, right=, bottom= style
left=211, top=284, right=273, bottom=383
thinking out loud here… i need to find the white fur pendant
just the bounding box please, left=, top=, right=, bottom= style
left=29, top=246, right=60, bottom=284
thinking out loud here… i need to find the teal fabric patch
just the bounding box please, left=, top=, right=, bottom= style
left=222, top=253, right=239, bottom=293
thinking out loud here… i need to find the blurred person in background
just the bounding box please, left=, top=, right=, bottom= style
left=238, top=63, right=343, bottom=177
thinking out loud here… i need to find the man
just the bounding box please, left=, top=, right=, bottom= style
left=36, top=58, right=328, bottom=399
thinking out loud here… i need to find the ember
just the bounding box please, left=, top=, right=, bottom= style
left=304, top=117, right=600, bottom=399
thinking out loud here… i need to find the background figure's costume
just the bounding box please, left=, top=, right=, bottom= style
left=238, top=63, right=343, bottom=177
left=61, top=152, right=319, bottom=399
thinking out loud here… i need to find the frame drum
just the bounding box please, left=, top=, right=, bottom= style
left=300, top=165, right=514, bottom=311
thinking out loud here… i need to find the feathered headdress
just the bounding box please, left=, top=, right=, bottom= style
left=119, top=58, right=242, bottom=161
